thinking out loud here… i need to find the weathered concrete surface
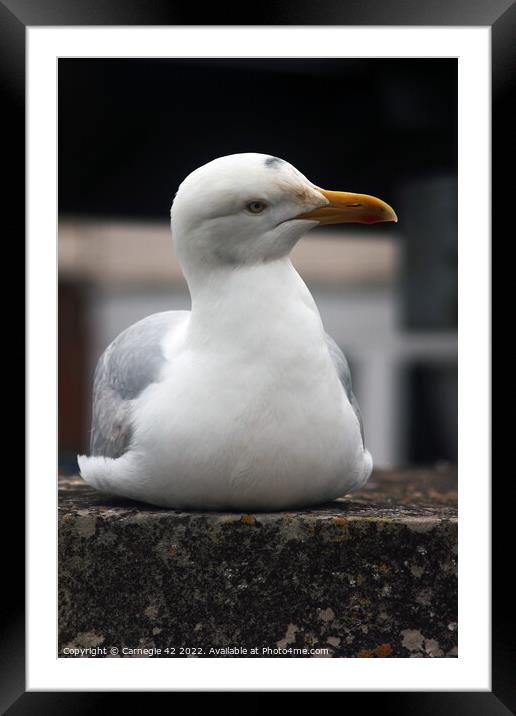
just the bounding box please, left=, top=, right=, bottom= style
left=58, top=467, right=457, bottom=658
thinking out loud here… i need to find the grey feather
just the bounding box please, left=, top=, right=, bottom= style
left=90, top=310, right=189, bottom=458
left=325, top=333, right=365, bottom=447
left=264, top=156, right=284, bottom=168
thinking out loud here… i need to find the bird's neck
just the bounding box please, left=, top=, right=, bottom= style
left=185, top=258, right=321, bottom=347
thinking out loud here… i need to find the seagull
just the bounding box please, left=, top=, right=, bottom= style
left=78, top=153, right=397, bottom=510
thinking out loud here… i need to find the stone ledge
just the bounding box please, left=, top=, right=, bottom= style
left=58, top=467, right=457, bottom=658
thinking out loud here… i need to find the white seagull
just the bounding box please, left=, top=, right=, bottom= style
left=78, top=153, right=397, bottom=510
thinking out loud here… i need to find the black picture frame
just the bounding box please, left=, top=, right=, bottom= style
left=5, top=0, right=509, bottom=710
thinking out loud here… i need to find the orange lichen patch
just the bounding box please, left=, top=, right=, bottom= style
left=375, top=643, right=393, bottom=657
left=241, top=514, right=255, bottom=525
left=378, top=563, right=391, bottom=574
left=324, top=516, right=349, bottom=542
left=168, top=547, right=177, bottom=558
left=358, top=643, right=393, bottom=658
left=62, top=514, right=75, bottom=524
left=333, top=516, right=349, bottom=530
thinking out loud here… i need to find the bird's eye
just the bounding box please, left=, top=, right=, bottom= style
left=246, top=201, right=267, bottom=214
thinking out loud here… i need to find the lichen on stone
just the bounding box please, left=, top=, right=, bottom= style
left=58, top=467, right=457, bottom=658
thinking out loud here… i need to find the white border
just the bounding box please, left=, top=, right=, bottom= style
left=27, top=26, right=490, bottom=691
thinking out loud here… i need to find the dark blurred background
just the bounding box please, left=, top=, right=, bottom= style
left=58, top=58, right=457, bottom=472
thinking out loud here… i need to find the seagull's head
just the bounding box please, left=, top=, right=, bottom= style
left=171, top=153, right=397, bottom=272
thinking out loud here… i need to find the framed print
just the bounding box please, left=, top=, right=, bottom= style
left=3, top=0, right=510, bottom=709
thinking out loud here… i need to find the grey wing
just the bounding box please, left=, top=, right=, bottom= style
left=90, top=310, right=189, bottom=458
left=325, top=333, right=365, bottom=447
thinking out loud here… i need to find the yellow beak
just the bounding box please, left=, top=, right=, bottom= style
left=298, top=187, right=398, bottom=225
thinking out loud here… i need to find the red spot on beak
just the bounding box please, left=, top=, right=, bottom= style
left=361, top=215, right=383, bottom=224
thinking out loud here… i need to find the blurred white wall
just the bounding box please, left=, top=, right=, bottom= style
left=59, top=220, right=457, bottom=468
